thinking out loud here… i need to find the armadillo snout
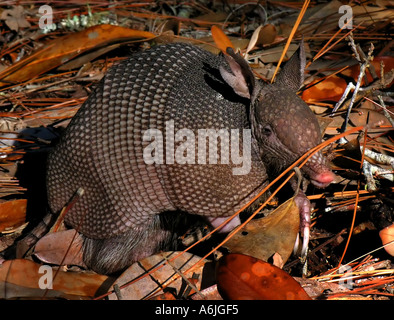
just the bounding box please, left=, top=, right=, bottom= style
left=304, top=152, right=335, bottom=188
left=310, top=170, right=335, bottom=188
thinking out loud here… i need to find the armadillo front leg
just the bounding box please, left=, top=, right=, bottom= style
left=289, top=174, right=312, bottom=258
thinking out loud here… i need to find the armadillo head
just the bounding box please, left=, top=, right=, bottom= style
left=220, top=41, right=334, bottom=188
left=251, top=84, right=334, bottom=188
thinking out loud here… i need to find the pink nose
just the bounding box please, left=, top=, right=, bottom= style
left=315, top=171, right=335, bottom=184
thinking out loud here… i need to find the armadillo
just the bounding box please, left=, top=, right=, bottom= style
left=45, top=42, right=334, bottom=274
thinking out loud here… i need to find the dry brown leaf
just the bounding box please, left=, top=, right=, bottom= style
left=224, top=197, right=300, bottom=264
left=0, top=259, right=109, bottom=299
left=257, top=24, right=277, bottom=45
left=0, top=5, right=31, bottom=31
left=34, top=229, right=85, bottom=268
left=57, top=44, right=121, bottom=71
left=349, top=108, right=392, bottom=138
left=246, top=25, right=263, bottom=55
left=257, top=44, right=299, bottom=64
left=0, top=24, right=155, bottom=86
left=0, top=223, right=28, bottom=252
left=0, top=199, right=26, bottom=232
left=108, top=251, right=206, bottom=300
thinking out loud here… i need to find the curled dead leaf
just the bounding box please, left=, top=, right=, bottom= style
left=257, top=24, right=277, bottom=45
left=224, top=197, right=299, bottom=264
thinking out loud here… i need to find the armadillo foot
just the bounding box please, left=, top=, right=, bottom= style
left=294, top=191, right=311, bottom=259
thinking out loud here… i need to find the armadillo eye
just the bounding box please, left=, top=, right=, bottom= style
left=262, top=125, right=272, bottom=136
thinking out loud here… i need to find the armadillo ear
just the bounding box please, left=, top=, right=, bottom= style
left=275, top=39, right=306, bottom=92
left=220, top=47, right=255, bottom=100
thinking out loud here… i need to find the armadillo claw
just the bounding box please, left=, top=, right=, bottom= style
left=294, top=192, right=311, bottom=260
left=300, top=224, right=310, bottom=259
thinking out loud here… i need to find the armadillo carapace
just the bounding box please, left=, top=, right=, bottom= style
left=47, top=43, right=334, bottom=274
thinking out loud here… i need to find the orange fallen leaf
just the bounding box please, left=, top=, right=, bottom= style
left=216, top=253, right=311, bottom=300
left=302, top=56, right=394, bottom=102
left=211, top=25, right=234, bottom=53
left=0, top=24, right=156, bottom=86
left=302, top=75, right=347, bottom=103
left=341, top=56, right=394, bottom=85
left=0, top=199, right=26, bottom=232
left=379, top=224, right=394, bottom=256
